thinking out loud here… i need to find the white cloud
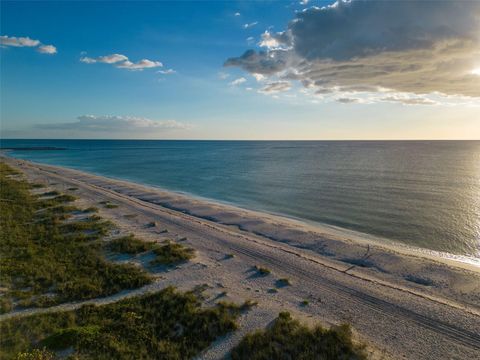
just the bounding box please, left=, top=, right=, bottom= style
left=79, top=57, right=97, bottom=64
left=98, top=54, right=129, bottom=64
left=225, top=0, right=480, bottom=100
left=157, top=69, right=176, bottom=75
left=235, top=12, right=241, bottom=17
left=380, top=95, right=438, bottom=106
left=252, top=73, right=265, bottom=82
left=259, top=81, right=292, bottom=94
left=80, top=53, right=163, bottom=71
left=258, top=31, right=291, bottom=50
left=258, top=32, right=280, bottom=49
left=37, top=44, right=57, bottom=54
left=116, top=59, right=163, bottom=70
left=243, top=22, right=258, bottom=29
left=0, top=35, right=40, bottom=47
left=300, top=0, right=310, bottom=5
left=1, top=35, right=57, bottom=55
left=79, top=54, right=129, bottom=64
left=37, top=115, right=189, bottom=132
left=230, top=77, right=247, bottom=86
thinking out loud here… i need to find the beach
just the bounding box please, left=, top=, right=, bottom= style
left=2, top=156, right=480, bottom=359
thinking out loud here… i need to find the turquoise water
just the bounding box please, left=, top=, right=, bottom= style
left=2, top=139, right=479, bottom=258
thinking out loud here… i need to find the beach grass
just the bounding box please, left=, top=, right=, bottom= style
left=231, top=311, right=367, bottom=360
left=0, top=286, right=243, bottom=360
left=151, top=240, right=195, bottom=265
left=254, top=265, right=271, bottom=276
left=104, top=203, right=119, bottom=209
left=106, top=234, right=157, bottom=254
left=106, top=235, right=195, bottom=267
left=0, top=162, right=152, bottom=311
left=98, top=200, right=119, bottom=209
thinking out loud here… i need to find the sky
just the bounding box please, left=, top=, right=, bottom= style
left=1, top=0, right=479, bottom=140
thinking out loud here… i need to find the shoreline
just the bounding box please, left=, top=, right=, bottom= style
left=2, top=155, right=480, bottom=359
left=116, top=180, right=480, bottom=272
left=3, top=151, right=479, bottom=271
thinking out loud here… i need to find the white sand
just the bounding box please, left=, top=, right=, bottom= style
left=2, top=156, right=480, bottom=360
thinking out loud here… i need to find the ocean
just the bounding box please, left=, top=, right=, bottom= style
left=2, top=139, right=479, bottom=260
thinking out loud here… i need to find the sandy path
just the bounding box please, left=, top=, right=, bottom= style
left=2, top=157, right=480, bottom=360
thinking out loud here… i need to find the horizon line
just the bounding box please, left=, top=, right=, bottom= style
left=2, top=138, right=480, bottom=142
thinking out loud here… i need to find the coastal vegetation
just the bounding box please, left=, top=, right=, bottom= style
left=151, top=240, right=195, bottom=265
left=83, top=206, right=99, bottom=213
left=104, top=203, right=119, bottom=209
left=0, top=163, right=151, bottom=311
left=231, top=312, right=367, bottom=360
left=106, top=235, right=195, bottom=266
left=98, top=200, right=118, bottom=208
left=0, top=287, right=244, bottom=359
left=254, top=265, right=271, bottom=276
left=106, top=234, right=157, bottom=254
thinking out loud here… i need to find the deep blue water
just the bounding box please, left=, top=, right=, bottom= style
left=2, top=139, right=479, bottom=258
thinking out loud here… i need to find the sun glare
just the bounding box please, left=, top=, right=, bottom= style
left=471, top=68, right=480, bottom=76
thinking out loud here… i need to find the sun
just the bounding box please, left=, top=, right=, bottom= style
left=471, top=68, right=480, bottom=76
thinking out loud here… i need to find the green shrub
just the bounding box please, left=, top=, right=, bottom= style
left=53, top=194, right=76, bottom=203
left=231, top=312, right=367, bottom=360
left=254, top=265, right=271, bottom=275
left=0, top=162, right=151, bottom=310
left=1, top=287, right=242, bottom=360
left=107, top=235, right=156, bottom=254
left=40, top=325, right=101, bottom=350
left=0, top=296, right=13, bottom=314
left=13, top=348, right=55, bottom=360
left=240, top=299, right=258, bottom=311
left=151, top=241, right=195, bottom=265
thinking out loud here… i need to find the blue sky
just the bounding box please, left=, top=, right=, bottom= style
left=1, top=1, right=479, bottom=140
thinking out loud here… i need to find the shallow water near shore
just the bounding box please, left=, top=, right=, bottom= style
left=2, top=139, right=480, bottom=259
